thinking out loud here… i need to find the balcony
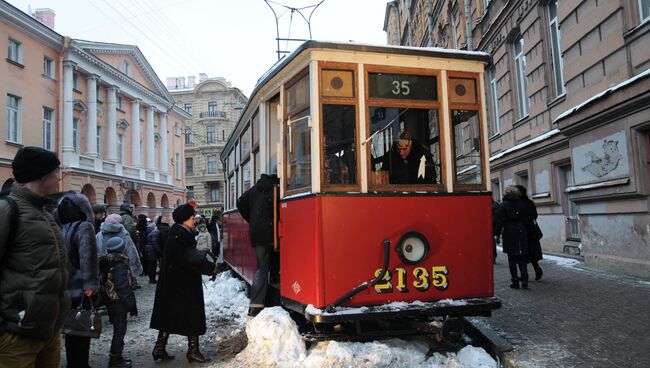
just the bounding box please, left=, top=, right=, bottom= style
left=199, top=111, right=226, bottom=119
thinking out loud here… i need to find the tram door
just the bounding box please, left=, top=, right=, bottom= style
left=560, top=165, right=581, bottom=241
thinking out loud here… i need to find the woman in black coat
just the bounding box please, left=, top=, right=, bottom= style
left=516, top=185, right=544, bottom=280
left=495, top=186, right=530, bottom=289
left=149, top=204, right=217, bottom=363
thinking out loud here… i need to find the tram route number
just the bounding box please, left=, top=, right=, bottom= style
left=373, top=266, right=449, bottom=293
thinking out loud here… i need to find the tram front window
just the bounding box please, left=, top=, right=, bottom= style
left=452, top=109, right=482, bottom=184
left=322, top=105, right=356, bottom=185
left=369, top=107, right=441, bottom=186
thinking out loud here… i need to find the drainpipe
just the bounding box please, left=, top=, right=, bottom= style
left=464, top=0, right=473, bottom=50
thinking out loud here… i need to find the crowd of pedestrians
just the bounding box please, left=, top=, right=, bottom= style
left=0, top=147, right=224, bottom=368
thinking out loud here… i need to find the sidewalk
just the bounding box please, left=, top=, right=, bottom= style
left=477, top=250, right=650, bottom=368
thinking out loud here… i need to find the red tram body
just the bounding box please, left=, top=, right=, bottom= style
left=221, top=41, right=500, bottom=329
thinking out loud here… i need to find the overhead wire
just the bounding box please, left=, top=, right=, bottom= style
left=134, top=0, right=219, bottom=74
left=85, top=0, right=190, bottom=74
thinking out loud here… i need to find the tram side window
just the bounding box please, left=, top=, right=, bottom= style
left=285, top=72, right=311, bottom=192
left=369, top=107, right=441, bottom=186
left=322, top=105, right=356, bottom=185
left=452, top=109, right=482, bottom=184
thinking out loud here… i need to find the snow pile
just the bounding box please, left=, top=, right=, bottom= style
left=204, top=271, right=249, bottom=323
left=236, top=307, right=307, bottom=367
left=205, top=271, right=496, bottom=368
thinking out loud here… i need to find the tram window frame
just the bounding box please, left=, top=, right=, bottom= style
left=364, top=65, right=445, bottom=192
left=283, top=68, right=312, bottom=195
left=319, top=62, right=360, bottom=192
left=240, top=123, right=251, bottom=163
left=447, top=71, right=487, bottom=191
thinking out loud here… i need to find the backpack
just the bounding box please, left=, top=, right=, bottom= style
left=0, top=190, right=18, bottom=244
left=100, top=255, right=133, bottom=301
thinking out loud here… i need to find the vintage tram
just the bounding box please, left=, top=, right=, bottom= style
left=220, top=41, right=499, bottom=338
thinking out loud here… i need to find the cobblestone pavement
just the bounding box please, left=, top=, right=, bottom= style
left=479, top=251, right=650, bottom=368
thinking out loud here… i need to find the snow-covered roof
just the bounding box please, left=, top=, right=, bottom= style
left=554, top=67, right=650, bottom=123
left=489, top=129, right=561, bottom=162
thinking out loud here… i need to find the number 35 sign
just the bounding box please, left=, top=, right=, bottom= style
left=368, top=73, right=437, bottom=101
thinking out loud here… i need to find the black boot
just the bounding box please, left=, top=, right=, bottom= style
left=534, top=264, right=543, bottom=281
left=510, top=277, right=520, bottom=289
left=152, top=331, right=175, bottom=361
left=187, top=336, right=211, bottom=363
left=109, top=354, right=132, bottom=368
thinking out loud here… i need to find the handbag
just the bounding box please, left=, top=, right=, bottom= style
left=533, top=220, right=543, bottom=240
left=63, top=294, right=102, bottom=338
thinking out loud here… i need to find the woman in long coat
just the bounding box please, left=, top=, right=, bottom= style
left=495, top=186, right=530, bottom=289
left=149, top=204, right=217, bottom=363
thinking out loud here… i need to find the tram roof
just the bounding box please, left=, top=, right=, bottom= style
left=221, top=41, right=492, bottom=161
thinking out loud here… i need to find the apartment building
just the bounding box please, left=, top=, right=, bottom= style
left=1, top=1, right=188, bottom=221
left=384, top=0, right=650, bottom=278
left=168, top=75, right=247, bottom=217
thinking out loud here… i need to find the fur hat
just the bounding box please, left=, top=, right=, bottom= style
left=106, top=237, right=125, bottom=253
left=105, top=214, right=122, bottom=224
left=57, top=192, right=94, bottom=225
left=12, top=146, right=60, bottom=183
left=119, top=203, right=134, bottom=213
left=172, top=203, right=195, bottom=224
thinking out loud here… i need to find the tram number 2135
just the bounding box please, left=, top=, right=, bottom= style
left=373, top=266, right=449, bottom=293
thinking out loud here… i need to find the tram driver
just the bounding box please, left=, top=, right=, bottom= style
left=381, top=131, right=437, bottom=185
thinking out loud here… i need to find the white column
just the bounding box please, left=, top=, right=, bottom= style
left=107, top=86, right=118, bottom=162
left=85, top=75, right=99, bottom=157
left=146, top=106, right=155, bottom=170
left=160, top=112, right=169, bottom=174
left=131, top=99, right=142, bottom=167
left=62, top=61, right=75, bottom=157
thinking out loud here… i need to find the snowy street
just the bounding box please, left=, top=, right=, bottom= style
left=78, top=271, right=496, bottom=368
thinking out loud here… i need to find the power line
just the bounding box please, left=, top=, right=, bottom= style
left=131, top=0, right=218, bottom=74
left=100, top=0, right=206, bottom=74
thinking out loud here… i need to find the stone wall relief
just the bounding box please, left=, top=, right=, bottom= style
left=572, top=131, right=629, bottom=185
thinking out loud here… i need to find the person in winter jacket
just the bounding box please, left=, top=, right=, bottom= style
left=136, top=215, right=148, bottom=275
left=207, top=215, right=221, bottom=259
left=119, top=203, right=139, bottom=252
left=0, top=147, right=69, bottom=367
left=92, top=204, right=106, bottom=234
left=495, top=185, right=531, bottom=289
left=100, top=237, right=137, bottom=368
left=516, top=185, right=544, bottom=281
left=155, top=216, right=170, bottom=263
left=143, top=220, right=161, bottom=284
left=196, top=223, right=211, bottom=251
left=97, top=214, right=143, bottom=286
left=237, top=173, right=280, bottom=317
left=57, top=192, right=99, bottom=368
left=150, top=204, right=218, bottom=363
left=381, top=130, right=437, bottom=185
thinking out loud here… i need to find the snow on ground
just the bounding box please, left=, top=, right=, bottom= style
left=205, top=271, right=496, bottom=368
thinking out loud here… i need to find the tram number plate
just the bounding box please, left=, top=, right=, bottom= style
left=373, top=266, right=449, bottom=293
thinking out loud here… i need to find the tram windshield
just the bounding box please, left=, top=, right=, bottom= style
left=369, top=108, right=441, bottom=186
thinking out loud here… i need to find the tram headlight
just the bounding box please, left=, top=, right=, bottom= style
left=396, top=232, right=429, bottom=264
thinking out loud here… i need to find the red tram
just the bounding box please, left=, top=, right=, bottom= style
left=220, top=41, right=499, bottom=336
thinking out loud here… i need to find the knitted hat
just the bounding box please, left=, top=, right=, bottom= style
left=105, top=214, right=122, bottom=224
left=197, top=223, right=207, bottom=231
left=12, top=146, right=60, bottom=183
left=172, top=203, right=195, bottom=224
left=106, top=237, right=125, bottom=253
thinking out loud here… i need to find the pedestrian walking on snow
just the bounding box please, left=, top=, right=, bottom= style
left=495, top=185, right=530, bottom=289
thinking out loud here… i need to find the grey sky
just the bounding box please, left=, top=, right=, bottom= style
left=8, top=0, right=388, bottom=96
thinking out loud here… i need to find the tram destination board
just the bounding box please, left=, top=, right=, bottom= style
left=368, top=73, right=437, bottom=101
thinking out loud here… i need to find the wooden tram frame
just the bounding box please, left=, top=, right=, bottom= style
left=220, top=41, right=500, bottom=326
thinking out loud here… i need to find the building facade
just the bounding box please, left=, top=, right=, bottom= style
left=385, top=0, right=650, bottom=279
left=1, top=1, right=188, bottom=222
left=168, top=75, right=247, bottom=217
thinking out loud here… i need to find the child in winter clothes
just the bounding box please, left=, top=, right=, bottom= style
left=196, top=223, right=212, bottom=251
left=100, top=237, right=137, bottom=368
